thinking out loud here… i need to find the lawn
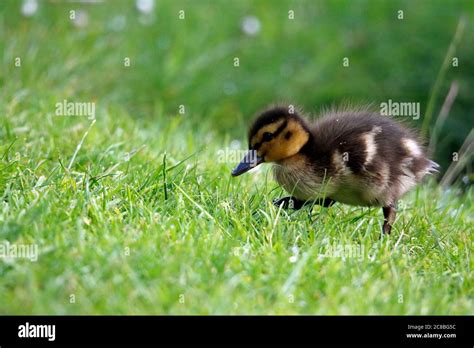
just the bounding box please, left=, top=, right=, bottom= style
left=0, top=0, right=473, bottom=314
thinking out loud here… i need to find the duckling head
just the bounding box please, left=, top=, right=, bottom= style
left=232, top=106, right=311, bottom=176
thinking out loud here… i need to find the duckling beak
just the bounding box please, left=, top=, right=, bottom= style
left=231, top=150, right=263, bottom=176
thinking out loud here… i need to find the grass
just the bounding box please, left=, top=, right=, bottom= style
left=0, top=0, right=473, bottom=314
left=1, top=106, right=472, bottom=314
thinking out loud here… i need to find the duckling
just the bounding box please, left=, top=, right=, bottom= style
left=231, top=105, right=439, bottom=234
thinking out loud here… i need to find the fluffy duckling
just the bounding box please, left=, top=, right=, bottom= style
left=232, top=105, right=438, bottom=234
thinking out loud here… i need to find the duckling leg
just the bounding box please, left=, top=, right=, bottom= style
left=382, top=205, right=396, bottom=234
left=273, top=196, right=334, bottom=210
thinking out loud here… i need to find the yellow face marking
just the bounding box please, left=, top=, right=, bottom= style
left=278, top=152, right=307, bottom=168
left=252, top=119, right=309, bottom=162
left=250, top=119, right=286, bottom=148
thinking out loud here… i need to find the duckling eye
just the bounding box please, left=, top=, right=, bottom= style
left=262, top=132, right=274, bottom=142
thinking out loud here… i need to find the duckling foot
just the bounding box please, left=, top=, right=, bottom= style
left=273, top=196, right=306, bottom=210
left=382, top=205, right=396, bottom=234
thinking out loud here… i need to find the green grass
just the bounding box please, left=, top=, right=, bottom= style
left=0, top=0, right=473, bottom=314
left=1, top=106, right=472, bottom=314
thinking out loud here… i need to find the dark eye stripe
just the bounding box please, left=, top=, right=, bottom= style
left=262, top=132, right=273, bottom=142
left=250, top=121, right=288, bottom=150
left=273, top=121, right=288, bottom=138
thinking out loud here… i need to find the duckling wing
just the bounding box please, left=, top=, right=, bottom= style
left=308, top=111, right=435, bottom=206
